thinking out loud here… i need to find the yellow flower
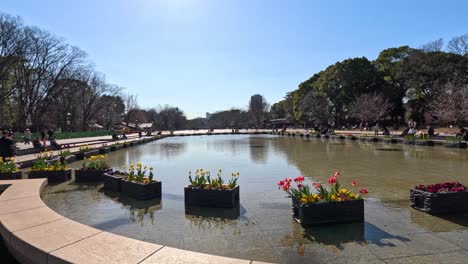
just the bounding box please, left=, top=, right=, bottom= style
left=330, top=195, right=336, bottom=200
left=339, top=189, right=348, bottom=194
left=301, top=194, right=308, bottom=199
left=300, top=198, right=308, bottom=204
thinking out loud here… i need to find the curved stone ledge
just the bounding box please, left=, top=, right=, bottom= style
left=0, top=179, right=272, bottom=264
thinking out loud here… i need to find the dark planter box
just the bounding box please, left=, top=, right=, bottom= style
left=291, top=133, right=296, bottom=137
left=323, top=135, right=330, bottom=139
left=305, top=134, right=311, bottom=138
left=121, top=180, right=162, bottom=200
left=0, top=171, right=22, bottom=180
left=64, top=155, right=76, bottom=163
left=358, top=137, right=367, bottom=141
left=75, top=169, right=111, bottom=182
left=298, top=133, right=304, bottom=137
left=367, top=137, right=379, bottom=142
left=75, top=150, right=99, bottom=160
left=184, top=185, right=239, bottom=208
left=129, top=142, right=135, bottom=147
left=444, top=142, right=467, bottom=149
left=403, top=139, right=415, bottom=145
left=383, top=138, right=398, bottom=144
left=410, top=188, right=468, bottom=214
left=103, top=173, right=126, bottom=192
left=292, top=199, right=364, bottom=225
left=99, top=147, right=111, bottom=154
left=122, top=143, right=128, bottom=148
left=110, top=145, right=123, bottom=151
left=314, top=134, right=321, bottom=138
left=28, top=169, right=72, bottom=183
left=415, top=140, right=434, bottom=146
left=347, top=136, right=357, bottom=141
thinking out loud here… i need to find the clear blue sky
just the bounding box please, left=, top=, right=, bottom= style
left=1, top=0, right=467, bottom=119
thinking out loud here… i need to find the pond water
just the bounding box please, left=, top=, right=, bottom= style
left=42, top=135, right=468, bottom=263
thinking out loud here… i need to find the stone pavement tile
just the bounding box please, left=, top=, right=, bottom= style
left=433, top=230, right=468, bottom=250
left=0, top=179, right=46, bottom=201
left=272, top=243, right=382, bottom=264
left=48, top=232, right=161, bottom=264
left=140, top=246, right=251, bottom=264
left=384, top=251, right=468, bottom=264
left=9, top=219, right=101, bottom=264
left=0, top=206, right=63, bottom=232
left=0, top=196, right=45, bottom=215
left=366, top=232, right=462, bottom=259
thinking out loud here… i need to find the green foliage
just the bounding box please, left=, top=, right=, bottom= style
left=0, top=158, right=19, bottom=173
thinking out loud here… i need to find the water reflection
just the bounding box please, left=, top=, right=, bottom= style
left=185, top=203, right=243, bottom=220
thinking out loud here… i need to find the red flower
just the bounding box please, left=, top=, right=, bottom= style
left=313, top=182, right=321, bottom=188
left=352, top=180, right=358, bottom=186
left=294, top=176, right=305, bottom=182
left=328, top=177, right=337, bottom=185
left=333, top=171, right=340, bottom=178
left=360, top=188, right=368, bottom=194
left=282, top=183, right=290, bottom=191
left=297, top=184, right=303, bottom=189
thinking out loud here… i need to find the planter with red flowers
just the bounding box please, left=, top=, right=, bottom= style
left=410, top=182, right=468, bottom=214
left=0, top=157, right=22, bottom=180
left=120, top=163, right=161, bottom=200
left=278, top=172, right=367, bottom=225
left=185, top=169, right=240, bottom=208
left=75, top=155, right=112, bottom=183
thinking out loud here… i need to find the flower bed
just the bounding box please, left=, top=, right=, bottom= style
left=28, top=152, right=71, bottom=183
left=185, top=169, right=240, bottom=208
left=75, top=155, right=111, bottom=182
left=0, top=157, right=21, bottom=180
left=103, top=172, right=126, bottom=192
left=278, top=172, right=367, bottom=225
left=410, top=182, right=468, bottom=214
left=75, top=146, right=99, bottom=160
left=120, top=162, right=160, bottom=199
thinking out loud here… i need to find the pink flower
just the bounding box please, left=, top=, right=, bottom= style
left=360, top=188, right=368, bottom=194
left=277, top=180, right=284, bottom=187
left=294, top=176, right=305, bottom=182
left=297, top=184, right=303, bottom=189
left=328, top=177, right=337, bottom=185
left=352, top=180, right=358, bottom=186
left=312, top=182, right=322, bottom=188
left=333, top=171, right=340, bottom=178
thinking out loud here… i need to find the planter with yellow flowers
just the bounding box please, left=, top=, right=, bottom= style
left=185, top=169, right=240, bottom=208
left=120, top=163, right=161, bottom=200
left=0, top=157, right=22, bottom=180
left=28, top=152, right=71, bottom=183
left=75, top=155, right=112, bottom=182
left=75, top=145, right=99, bottom=160
left=278, top=172, right=367, bottom=225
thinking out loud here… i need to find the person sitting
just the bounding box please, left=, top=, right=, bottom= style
left=427, top=125, right=438, bottom=137
left=400, top=127, right=410, bottom=137
left=112, top=133, right=118, bottom=140
left=381, top=126, right=390, bottom=136
left=32, top=137, right=44, bottom=150
left=49, top=137, right=62, bottom=150
left=457, top=127, right=468, bottom=141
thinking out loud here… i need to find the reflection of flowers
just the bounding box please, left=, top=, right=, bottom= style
left=415, top=182, right=465, bottom=193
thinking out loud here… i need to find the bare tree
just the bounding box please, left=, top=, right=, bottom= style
left=299, top=92, right=333, bottom=125
left=420, top=38, right=444, bottom=52
left=430, top=84, right=468, bottom=125
left=349, top=93, right=394, bottom=123
left=248, top=94, right=269, bottom=128
left=123, top=93, right=139, bottom=126
left=447, top=33, right=468, bottom=56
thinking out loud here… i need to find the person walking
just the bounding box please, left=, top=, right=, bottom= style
left=24, top=128, right=31, bottom=145
left=40, top=130, right=47, bottom=147
left=373, top=123, right=380, bottom=136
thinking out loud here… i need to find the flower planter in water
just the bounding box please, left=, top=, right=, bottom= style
left=410, top=188, right=468, bottom=214
left=347, top=136, right=357, bottom=141
left=184, top=185, right=240, bottom=208
left=444, top=142, right=467, bottom=149
left=415, top=140, right=434, bottom=146
left=292, top=198, right=364, bottom=225
left=403, top=139, right=416, bottom=145
left=28, top=169, right=72, bottom=183
left=323, top=135, right=330, bottom=139
left=358, top=137, right=367, bottom=141
left=121, top=180, right=162, bottom=200
left=383, top=138, right=398, bottom=144
left=367, top=137, right=379, bottom=142
left=99, top=147, right=111, bottom=154
left=75, top=150, right=99, bottom=160
left=110, top=145, right=123, bottom=152
left=0, top=171, right=22, bottom=180
left=103, top=172, right=126, bottom=192
left=75, top=169, right=112, bottom=182
left=314, top=134, right=321, bottom=138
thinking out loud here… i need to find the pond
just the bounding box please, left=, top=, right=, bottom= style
left=42, top=135, right=468, bottom=263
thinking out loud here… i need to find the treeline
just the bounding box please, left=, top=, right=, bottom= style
left=270, top=35, right=468, bottom=128
left=0, top=14, right=130, bottom=132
